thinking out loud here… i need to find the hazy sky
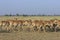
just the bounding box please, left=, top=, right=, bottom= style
left=0, top=0, right=60, bottom=15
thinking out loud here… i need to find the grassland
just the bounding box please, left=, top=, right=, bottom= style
left=0, top=32, right=60, bottom=40
left=0, top=16, right=60, bottom=40
left=0, top=16, right=60, bottom=21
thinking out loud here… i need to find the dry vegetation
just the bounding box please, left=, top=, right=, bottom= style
left=0, top=16, right=60, bottom=40
left=0, top=16, right=60, bottom=21
left=0, top=32, right=60, bottom=40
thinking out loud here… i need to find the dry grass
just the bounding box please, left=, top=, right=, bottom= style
left=0, top=32, right=60, bottom=40
left=0, top=16, right=60, bottom=21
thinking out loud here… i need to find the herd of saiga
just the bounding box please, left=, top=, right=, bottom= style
left=0, top=18, right=60, bottom=32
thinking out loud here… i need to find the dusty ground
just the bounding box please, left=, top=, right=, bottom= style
left=0, top=32, right=60, bottom=40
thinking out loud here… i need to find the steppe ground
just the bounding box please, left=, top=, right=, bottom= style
left=0, top=16, right=60, bottom=40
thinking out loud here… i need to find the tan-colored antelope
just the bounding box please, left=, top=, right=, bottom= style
left=55, top=20, right=60, bottom=32
left=0, top=20, right=10, bottom=32
left=23, top=19, right=32, bottom=26
left=8, top=19, right=25, bottom=31
left=31, top=20, right=44, bottom=32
